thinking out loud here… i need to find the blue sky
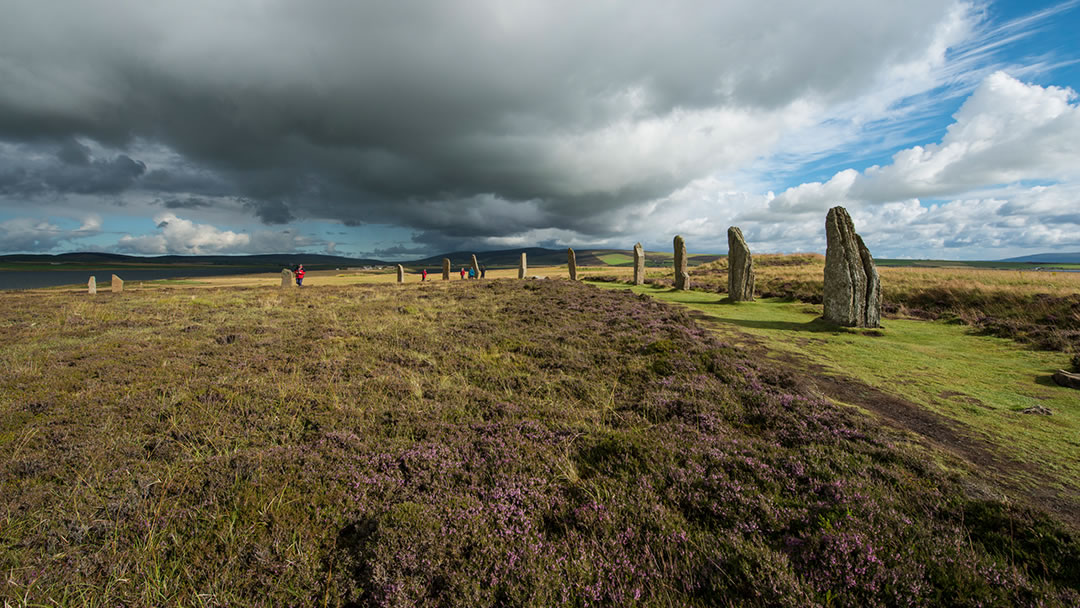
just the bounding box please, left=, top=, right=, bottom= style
left=1, top=0, right=1079, bottom=260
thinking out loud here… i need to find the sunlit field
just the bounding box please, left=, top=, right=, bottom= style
left=3, top=263, right=1078, bottom=606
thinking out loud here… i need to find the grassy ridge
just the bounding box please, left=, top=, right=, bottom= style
left=2, top=281, right=1078, bottom=606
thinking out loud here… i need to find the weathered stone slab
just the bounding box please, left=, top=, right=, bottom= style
left=568, top=248, right=577, bottom=281
left=1053, top=369, right=1080, bottom=390
left=88, top=276, right=97, bottom=295
left=397, top=264, right=405, bottom=283
left=633, top=243, right=645, bottom=285
left=111, top=274, right=124, bottom=293
left=727, top=226, right=755, bottom=301
left=673, top=235, right=688, bottom=290
left=281, top=269, right=294, bottom=287
left=519, top=252, right=527, bottom=279
left=471, top=254, right=481, bottom=279
left=823, top=206, right=881, bottom=328
left=442, top=258, right=450, bottom=280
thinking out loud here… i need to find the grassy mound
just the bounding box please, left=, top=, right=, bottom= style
left=1, top=281, right=1077, bottom=606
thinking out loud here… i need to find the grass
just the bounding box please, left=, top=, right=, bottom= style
left=590, top=254, right=1080, bottom=353
left=3, top=281, right=1079, bottom=606
left=590, top=284, right=1080, bottom=495
left=596, top=253, right=634, bottom=265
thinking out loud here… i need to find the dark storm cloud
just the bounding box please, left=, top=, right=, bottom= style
left=0, top=140, right=146, bottom=196
left=0, top=0, right=958, bottom=242
left=162, top=196, right=212, bottom=210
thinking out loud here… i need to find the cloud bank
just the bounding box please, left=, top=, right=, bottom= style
left=0, top=1, right=1078, bottom=257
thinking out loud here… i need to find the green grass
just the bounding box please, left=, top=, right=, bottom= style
left=591, top=283, right=1080, bottom=492
left=596, top=253, right=633, bottom=265
left=3, top=281, right=1079, bottom=606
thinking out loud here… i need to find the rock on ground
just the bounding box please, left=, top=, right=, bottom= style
left=727, top=226, right=755, bottom=301
left=823, top=206, right=881, bottom=327
left=633, top=243, right=645, bottom=285
left=673, top=235, right=688, bottom=290
left=1052, top=369, right=1080, bottom=390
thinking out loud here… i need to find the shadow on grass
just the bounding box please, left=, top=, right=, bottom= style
left=718, top=316, right=851, bottom=333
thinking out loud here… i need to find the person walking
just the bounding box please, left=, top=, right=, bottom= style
left=468, top=267, right=476, bottom=279
left=480, top=265, right=487, bottom=279
left=295, top=264, right=305, bottom=287
left=421, top=269, right=428, bottom=281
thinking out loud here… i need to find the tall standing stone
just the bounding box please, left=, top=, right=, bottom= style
left=726, top=226, right=755, bottom=301
left=281, top=268, right=294, bottom=287
left=88, top=276, right=97, bottom=295
left=519, top=252, right=527, bottom=279
left=673, top=235, right=689, bottom=290
left=471, top=254, right=481, bottom=279
left=396, top=264, right=405, bottom=283
left=442, top=258, right=451, bottom=280
left=823, top=206, right=881, bottom=328
left=567, top=248, right=577, bottom=281
left=632, top=243, right=645, bottom=285
left=111, top=274, right=124, bottom=293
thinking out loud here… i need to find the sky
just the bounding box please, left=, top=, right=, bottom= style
left=1, top=0, right=1079, bottom=260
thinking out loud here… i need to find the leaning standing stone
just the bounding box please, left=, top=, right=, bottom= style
left=633, top=243, right=645, bottom=285
left=397, top=264, right=405, bottom=283
left=88, top=276, right=97, bottom=295
left=471, top=254, right=481, bottom=279
left=727, top=226, right=755, bottom=301
left=111, top=274, right=124, bottom=293
left=673, top=235, right=688, bottom=290
left=442, top=258, right=450, bottom=280
left=519, top=252, right=527, bottom=279
left=568, top=248, right=577, bottom=281
left=823, top=206, right=881, bottom=328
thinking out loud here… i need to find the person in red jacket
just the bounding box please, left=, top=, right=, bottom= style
left=422, top=269, right=428, bottom=281
left=295, top=264, right=305, bottom=287
left=460, top=267, right=466, bottom=280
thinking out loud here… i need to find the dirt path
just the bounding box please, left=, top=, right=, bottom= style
left=688, top=310, right=1080, bottom=530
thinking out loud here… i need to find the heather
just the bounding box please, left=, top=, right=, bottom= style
left=2, top=281, right=1077, bottom=606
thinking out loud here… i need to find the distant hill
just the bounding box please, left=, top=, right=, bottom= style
left=1001, top=252, right=1080, bottom=264
left=1, top=248, right=724, bottom=271
left=0, top=252, right=384, bottom=269
left=405, top=247, right=721, bottom=269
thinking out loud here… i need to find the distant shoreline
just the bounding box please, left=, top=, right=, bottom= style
left=0, top=267, right=269, bottom=290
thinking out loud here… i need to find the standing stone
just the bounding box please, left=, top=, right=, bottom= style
left=519, top=252, right=527, bottom=279
left=823, top=206, right=881, bottom=328
left=281, top=268, right=294, bottom=287
left=726, top=226, right=755, bottom=301
left=88, top=276, right=97, bottom=295
left=567, top=248, right=577, bottom=281
left=632, top=243, right=645, bottom=285
left=442, top=258, right=451, bottom=280
left=396, top=264, right=405, bottom=283
left=673, top=235, right=688, bottom=290
left=471, top=254, right=481, bottom=279
left=111, top=274, right=124, bottom=293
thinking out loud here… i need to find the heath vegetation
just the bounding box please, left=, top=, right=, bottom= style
left=2, top=280, right=1078, bottom=606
